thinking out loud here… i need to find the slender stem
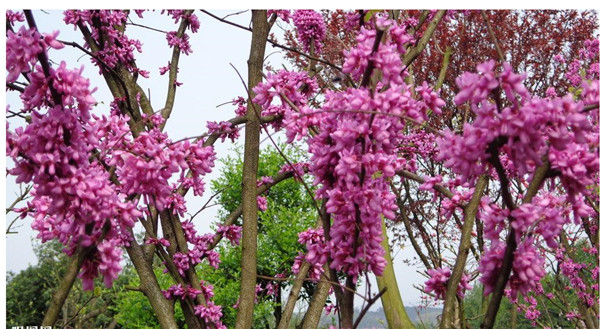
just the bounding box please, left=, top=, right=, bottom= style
left=160, top=10, right=193, bottom=130
left=352, top=288, right=387, bottom=329
left=481, top=11, right=506, bottom=62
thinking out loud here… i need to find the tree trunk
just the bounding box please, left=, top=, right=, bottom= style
left=125, top=241, right=178, bottom=328
left=376, top=218, right=415, bottom=329
left=235, top=10, right=269, bottom=329
left=301, top=264, right=331, bottom=329
left=42, top=246, right=88, bottom=326
left=277, top=261, right=311, bottom=329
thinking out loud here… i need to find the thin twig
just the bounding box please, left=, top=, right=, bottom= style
left=352, top=288, right=387, bottom=329
left=189, top=188, right=225, bottom=222
left=481, top=11, right=506, bottom=62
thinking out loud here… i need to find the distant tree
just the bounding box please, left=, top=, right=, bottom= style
left=7, top=240, right=121, bottom=328
left=204, top=144, right=317, bottom=328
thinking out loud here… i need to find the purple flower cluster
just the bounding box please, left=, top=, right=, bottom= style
left=216, top=224, right=242, bottom=246
left=292, top=10, right=326, bottom=53
left=442, top=59, right=598, bottom=300
left=109, top=117, right=215, bottom=211
left=6, top=23, right=144, bottom=290
left=253, top=70, right=319, bottom=141
left=342, top=18, right=414, bottom=83
left=423, top=267, right=472, bottom=300
left=267, top=10, right=291, bottom=23
left=194, top=302, right=224, bottom=328
left=166, top=31, right=192, bottom=56
left=64, top=10, right=147, bottom=77
left=207, top=120, right=241, bottom=143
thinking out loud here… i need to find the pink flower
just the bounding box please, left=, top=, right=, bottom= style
left=267, top=10, right=291, bottom=23
left=217, top=224, right=242, bottom=246
left=292, top=10, right=326, bottom=53
left=6, top=26, right=44, bottom=83
left=194, top=302, right=223, bottom=323
left=257, top=195, right=268, bottom=212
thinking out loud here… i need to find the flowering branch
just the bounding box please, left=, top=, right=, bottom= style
left=161, top=10, right=194, bottom=130
left=481, top=158, right=550, bottom=329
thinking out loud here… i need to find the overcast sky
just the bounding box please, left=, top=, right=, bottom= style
left=2, top=9, right=431, bottom=312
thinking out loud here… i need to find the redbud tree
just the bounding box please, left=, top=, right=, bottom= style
left=5, top=9, right=599, bottom=329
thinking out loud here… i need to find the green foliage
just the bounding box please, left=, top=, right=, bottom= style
left=204, top=144, right=318, bottom=328
left=6, top=240, right=121, bottom=328
left=6, top=240, right=68, bottom=326
left=113, top=266, right=186, bottom=328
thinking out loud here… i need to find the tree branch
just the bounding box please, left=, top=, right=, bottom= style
left=440, top=175, right=488, bottom=328
left=481, top=157, right=550, bottom=329
left=402, top=10, right=447, bottom=68
left=160, top=10, right=193, bottom=130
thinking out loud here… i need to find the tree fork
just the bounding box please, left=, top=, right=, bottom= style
left=125, top=238, right=179, bottom=328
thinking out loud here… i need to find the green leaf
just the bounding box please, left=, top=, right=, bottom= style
left=364, top=10, right=382, bottom=23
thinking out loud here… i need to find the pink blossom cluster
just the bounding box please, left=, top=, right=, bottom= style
left=267, top=10, right=291, bottom=23
left=294, top=228, right=327, bottom=279
left=109, top=117, right=215, bottom=210
left=194, top=302, right=224, bottom=328
left=438, top=59, right=598, bottom=188
left=252, top=70, right=319, bottom=141
left=216, top=224, right=242, bottom=246
left=164, top=10, right=200, bottom=33
left=284, top=20, right=444, bottom=279
left=257, top=176, right=274, bottom=187
left=291, top=10, right=326, bottom=53
left=508, top=238, right=545, bottom=299
left=166, top=31, right=192, bottom=56
left=6, top=26, right=63, bottom=83
left=162, top=281, right=224, bottom=327
left=6, top=26, right=145, bottom=290
left=232, top=96, right=247, bottom=117
left=64, top=10, right=147, bottom=77
left=423, top=267, right=472, bottom=300
left=257, top=195, right=268, bottom=212
left=557, top=249, right=599, bottom=308
left=176, top=220, right=221, bottom=271
left=478, top=193, right=592, bottom=296
left=6, top=10, right=25, bottom=25
left=342, top=17, right=414, bottom=83
left=206, top=120, right=241, bottom=143
left=562, top=39, right=599, bottom=87
left=146, top=237, right=171, bottom=247
left=440, top=188, right=473, bottom=219
left=162, top=283, right=202, bottom=300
